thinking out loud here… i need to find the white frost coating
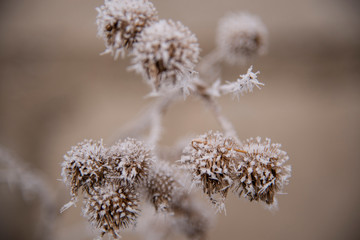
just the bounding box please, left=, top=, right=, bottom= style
left=220, top=66, right=264, bottom=99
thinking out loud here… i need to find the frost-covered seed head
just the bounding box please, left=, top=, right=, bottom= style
left=145, top=160, right=183, bottom=212
left=131, top=19, right=200, bottom=93
left=83, top=184, right=140, bottom=238
left=96, top=0, right=158, bottom=59
left=234, top=137, right=291, bottom=205
left=61, top=139, right=108, bottom=197
left=108, top=138, right=153, bottom=186
left=180, top=131, right=241, bottom=208
left=216, top=12, right=268, bottom=65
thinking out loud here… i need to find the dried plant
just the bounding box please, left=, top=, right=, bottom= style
left=59, top=0, right=292, bottom=239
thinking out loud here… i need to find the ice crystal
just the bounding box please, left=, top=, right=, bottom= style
left=216, top=12, right=268, bottom=65
left=61, top=139, right=109, bottom=199
left=130, top=19, right=200, bottom=93
left=220, top=65, right=264, bottom=98
left=108, top=138, right=153, bottom=186
left=180, top=131, right=241, bottom=209
left=234, top=137, right=291, bottom=205
left=83, top=183, right=140, bottom=239
left=96, top=0, right=158, bottom=59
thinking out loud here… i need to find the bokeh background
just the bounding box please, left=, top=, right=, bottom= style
left=1, top=0, right=359, bottom=239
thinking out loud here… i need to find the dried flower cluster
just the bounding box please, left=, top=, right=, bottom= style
left=180, top=131, right=291, bottom=210
left=61, top=138, right=153, bottom=238
left=61, top=0, right=291, bottom=239
left=216, top=12, right=268, bottom=65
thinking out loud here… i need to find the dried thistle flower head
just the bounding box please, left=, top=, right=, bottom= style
left=96, top=0, right=158, bottom=59
left=108, top=138, right=153, bottom=186
left=61, top=139, right=109, bottom=199
left=234, top=137, right=291, bottom=205
left=83, top=183, right=140, bottom=239
left=180, top=131, right=241, bottom=210
left=131, top=19, right=200, bottom=93
left=145, top=160, right=183, bottom=212
left=216, top=12, right=268, bottom=65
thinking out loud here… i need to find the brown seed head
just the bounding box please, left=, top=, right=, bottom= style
left=83, top=183, right=140, bottom=238
left=180, top=131, right=241, bottom=208
left=96, top=0, right=158, bottom=59
left=61, top=139, right=109, bottom=197
left=108, top=138, right=154, bottom=186
left=234, top=137, right=291, bottom=205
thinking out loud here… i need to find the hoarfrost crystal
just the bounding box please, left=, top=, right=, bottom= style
left=220, top=65, right=264, bottom=98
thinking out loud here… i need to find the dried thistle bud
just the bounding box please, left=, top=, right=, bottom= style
left=234, top=137, right=291, bottom=205
left=216, top=12, right=268, bottom=65
left=145, top=160, right=183, bottom=212
left=180, top=131, right=241, bottom=209
left=108, top=138, right=153, bottom=186
left=61, top=139, right=109, bottom=198
left=83, top=183, right=140, bottom=239
left=96, top=0, right=158, bottom=59
left=131, top=19, right=200, bottom=93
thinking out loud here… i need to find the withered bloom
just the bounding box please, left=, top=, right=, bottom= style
left=96, top=0, right=158, bottom=59
left=107, top=138, right=154, bottom=186
left=61, top=139, right=109, bottom=199
left=83, top=183, right=140, bottom=239
left=131, top=19, right=200, bottom=93
left=144, top=160, right=181, bottom=212
left=180, top=131, right=241, bottom=209
left=234, top=137, right=291, bottom=205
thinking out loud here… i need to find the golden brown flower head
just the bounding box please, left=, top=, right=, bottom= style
left=61, top=139, right=109, bottom=197
left=180, top=131, right=241, bottom=209
left=145, top=160, right=182, bottom=212
left=234, top=137, right=291, bottom=205
left=96, top=0, right=158, bottom=59
left=131, top=19, right=200, bottom=93
left=108, top=138, right=154, bottom=186
left=83, top=183, right=140, bottom=239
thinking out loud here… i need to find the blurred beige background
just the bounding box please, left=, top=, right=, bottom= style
left=1, top=0, right=359, bottom=239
